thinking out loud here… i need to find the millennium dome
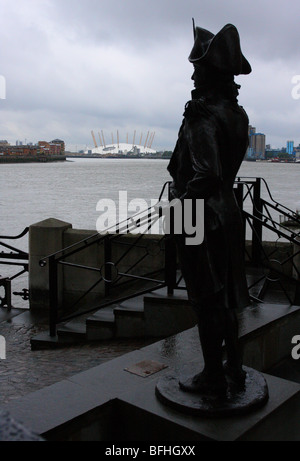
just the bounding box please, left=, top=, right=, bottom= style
left=87, top=130, right=157, bottom=155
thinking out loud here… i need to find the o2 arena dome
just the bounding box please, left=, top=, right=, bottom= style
left=87, top=130, right=156, bottom=156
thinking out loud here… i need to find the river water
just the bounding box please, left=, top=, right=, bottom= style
left=0, top=158, right=299, bottom=307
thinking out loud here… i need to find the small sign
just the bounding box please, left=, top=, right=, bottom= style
left=124, top=360, right=168, bottom=378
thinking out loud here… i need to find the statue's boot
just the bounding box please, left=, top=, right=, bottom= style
left=179, top=307, right=227, bottom=396
left=223, top=309, right=246, bottom=385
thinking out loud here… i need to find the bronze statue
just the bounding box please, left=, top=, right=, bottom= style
left=167, top=22, right=252, bottom=396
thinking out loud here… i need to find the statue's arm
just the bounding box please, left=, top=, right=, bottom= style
left=184, top=113, right=222, bottom=200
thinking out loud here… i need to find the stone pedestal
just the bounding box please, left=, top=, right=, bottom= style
left=155, top=365, right=269, bottom=417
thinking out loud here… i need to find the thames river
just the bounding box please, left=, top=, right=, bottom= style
left=0, top=158, right=299, bottom=307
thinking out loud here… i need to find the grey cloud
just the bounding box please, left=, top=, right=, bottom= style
left=1, top=0, right=300, bottom=150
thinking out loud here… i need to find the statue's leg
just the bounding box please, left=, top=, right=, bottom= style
left=180, top=302, right=227, bottom=395
left=223, top=309, right=246, bottom=384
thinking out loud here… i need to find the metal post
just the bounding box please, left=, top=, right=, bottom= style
left=104, top=236, right=112, bottom=297
left=234, top=181, right=244, bottom=211
left=49, top=257, right=58, bottom=337
left=294, top=237, right=300, bottom=305
left=252, top=178, right=263, bottom=264
left=234, top=181, right=247, bottom=246
left=164, top=188, right=177, bottom=294
left=165, top=235, right=177, bottom=295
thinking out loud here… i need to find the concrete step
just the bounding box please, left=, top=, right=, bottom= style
left=143, top=287, right=196, bottom=337
left=57, top=321, right=87, bottom=340
left=86, top=297, right=147, bottom=340
left=84, top=289, right=195, bottom=341
left=113, top=298, right=145, bottom=338
left=86, top=306, right=117, bottom=341
left=30, top=331, right=79, bottom=350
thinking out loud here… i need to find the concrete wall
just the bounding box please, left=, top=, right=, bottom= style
left=29, top=218, right=165, bottom=312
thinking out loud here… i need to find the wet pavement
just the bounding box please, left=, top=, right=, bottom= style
left=0, top=308, right=154, bottom=406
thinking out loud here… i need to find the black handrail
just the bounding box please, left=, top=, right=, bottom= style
left=0, top=227, right=29, bottom=240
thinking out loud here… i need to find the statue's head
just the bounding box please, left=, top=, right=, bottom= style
left=189, top=22, right=251, bottom=88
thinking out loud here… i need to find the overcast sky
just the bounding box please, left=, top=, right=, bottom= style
left=1, top=0, right=300, bottom=151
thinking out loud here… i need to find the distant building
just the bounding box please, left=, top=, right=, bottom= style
left=51, top=139, right=65, bottom=154
left=87, top=130, right=156, bottom=156
left=1, top=138, right=65, bottom=157
left=295, top=144, right=300, bottom=160
left=247, top=125, right=266, bottom=159
left=253, top=133, right=266, bottom=159
left=0, top=145, right=40, bottom=156
left=38, top=139, right=64, bottom=155
left=286, top=140, right=294, bottom=156
left=38, top=141, right=50, bottom=154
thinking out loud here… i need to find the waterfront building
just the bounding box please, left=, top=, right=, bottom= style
left=286, top=140, right=294, bottom=156
left=1, top=138, right=65, bottom=157
left=51, top=139, right=65, bottom=154
left=0, top=145, right=40, bottom=156
left=247, top=125, right=266, bottom=159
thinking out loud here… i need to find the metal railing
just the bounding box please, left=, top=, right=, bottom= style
left=39, top=181, right=177, bottom=336
left=0, top=228, right=29, bottom=309
left=39, top=177, right=300, bottom=337
left=234, top=177, right=300, bottom=304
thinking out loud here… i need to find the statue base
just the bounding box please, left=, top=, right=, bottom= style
left=155, top=366, right=269, bottom=417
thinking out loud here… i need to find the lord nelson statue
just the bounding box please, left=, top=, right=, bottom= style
left=167, top=22, right=252, bottom=396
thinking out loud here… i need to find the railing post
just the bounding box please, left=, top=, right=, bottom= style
left=294, top=237, right=300, bottom=305
left=164, top=186, right=177, bottom=295
left=104, top=235, right=112, bottom=297
left=252, top=178, right=263, bottom=264
left=49, top=256, right=58, bottom=337
left=234, top=181, right=244, bottom=210
left=235, top=181, right=248, bottom=259
left=165, top=235, right=177, bottom=295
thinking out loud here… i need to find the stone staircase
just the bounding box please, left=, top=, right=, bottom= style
left=30, top=267, right=298, bottom=350
left=30, top=287, right=197, bottom=349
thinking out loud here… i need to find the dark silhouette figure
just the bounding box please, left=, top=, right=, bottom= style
left=167, top=22, right=252, bottom=395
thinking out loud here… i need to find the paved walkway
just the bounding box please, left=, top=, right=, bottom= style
left=0, top=308, right=153, bottom=406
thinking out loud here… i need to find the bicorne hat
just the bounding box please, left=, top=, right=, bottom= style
left=188, top=21, right=251, bottom=75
